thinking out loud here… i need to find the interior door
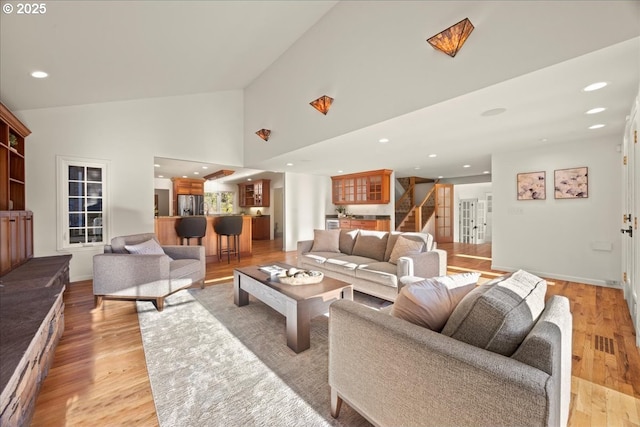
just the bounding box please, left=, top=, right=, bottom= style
left=622, top=97, right=638, bottom=345
left=459, top=199, right=477, bottom=243
left=476, top=200, right=487, bottom=244
left=435, top=184, right=454, bottom=243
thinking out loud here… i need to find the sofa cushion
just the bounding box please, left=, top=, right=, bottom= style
left=310, top=229, right=340, bottom=252
left=352, top=230, right=389, bottom=261
left=125, top=238, right=166, bottom=255
left=442, top=269, right=547, bottom=356
left=390, top=272, right=479, bottom=331
left=339, top=229, right=359, bottom=255
left=324, top=255, right=377, bottom=277
left=356, top=262, right=399, bottom=288
left=170, top=258, right=203, bottom=281
left=389, top=235, right=425, bottom=264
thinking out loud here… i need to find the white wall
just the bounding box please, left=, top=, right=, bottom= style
left=492, top=138, right=621, bottom=286
left=284, top=172, right=330, bottom=251
left=21, top=91, right=244, bottom=281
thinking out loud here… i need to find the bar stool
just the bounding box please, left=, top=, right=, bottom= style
left=214, top=216, right=243, bottom=263
left=176, top=216, right=207, bottom=245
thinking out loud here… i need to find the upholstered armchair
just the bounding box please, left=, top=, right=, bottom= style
left=93, top=233, right=205, bottom=311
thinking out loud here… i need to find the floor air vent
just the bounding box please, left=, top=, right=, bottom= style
left=594, top=335, right=615, bottom=355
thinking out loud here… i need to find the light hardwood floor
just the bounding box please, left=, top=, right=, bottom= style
left=31, top=240, right=640, bottom=426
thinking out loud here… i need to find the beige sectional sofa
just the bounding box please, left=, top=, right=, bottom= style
left=297, top=229, right=447, bottom=301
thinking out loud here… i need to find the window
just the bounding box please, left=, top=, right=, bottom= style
left=57, top=156, right=108, bottom=249
left=204, top=191, right=234, bottom=214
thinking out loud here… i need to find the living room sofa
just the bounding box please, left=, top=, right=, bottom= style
left=328, top=271, right=573, bottom=427
left=297, top=229, right=447, bottom=301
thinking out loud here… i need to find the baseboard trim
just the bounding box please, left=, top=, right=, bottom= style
left=490, top=265, right=621, bottom=288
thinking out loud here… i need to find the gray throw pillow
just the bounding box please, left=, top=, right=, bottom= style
left=124, top=238, right=165, bottom=255
left=441, top=269, right=547, bottom=356
left=310, top=229, right=340, bottom=252
left=391, top=272, right=480, bottom=331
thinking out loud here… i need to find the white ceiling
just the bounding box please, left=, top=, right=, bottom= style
left=1, top=1, right=639, bottom=182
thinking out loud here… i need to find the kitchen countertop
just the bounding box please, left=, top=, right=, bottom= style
left=325, top=214, right=391, bottom=220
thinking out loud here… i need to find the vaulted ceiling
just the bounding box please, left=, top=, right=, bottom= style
left=1, top=1, right=638, bottom=181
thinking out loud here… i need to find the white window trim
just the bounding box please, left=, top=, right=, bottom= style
left=56, top=155, right=111, bottom=250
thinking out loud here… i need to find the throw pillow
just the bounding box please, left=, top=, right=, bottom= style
left=310, top=229, right=340, bottom=253
left=389, top=235, right=425, bottom=264
left=391, top=272, right=480, bottom=332
left=441, top=269, right=547, bottom=357
left=124, top=239, right=166, bottom=255
left=351, top=230, right=389, bottom=261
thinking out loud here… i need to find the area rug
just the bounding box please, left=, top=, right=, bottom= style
left=137, top=284, right=379, bottom=427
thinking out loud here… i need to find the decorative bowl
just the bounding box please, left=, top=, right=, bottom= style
left=276, top=270, right=324, bottom=285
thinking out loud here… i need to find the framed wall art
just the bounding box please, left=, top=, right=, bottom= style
left=517, top=171, right=546, bottom=200
left=554, top=167, right=588, bottom=199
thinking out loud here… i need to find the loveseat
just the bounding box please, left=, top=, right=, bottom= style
left=329, top=270, right=573, bottom=427
left=297, top=229, right=447, bottom=301
left=93, top=233, right=205, bottom=311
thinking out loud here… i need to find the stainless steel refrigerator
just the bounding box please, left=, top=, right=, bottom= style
left=177, top=194, right=204, bottom=216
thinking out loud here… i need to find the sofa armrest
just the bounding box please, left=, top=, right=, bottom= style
left=162, top=245, right=205, bottom=261
left=396, top=249, right=447, bottom=278
left=297, top=240, right=314, bottom=257
left=93, top=253, right=171, bottom=294
left=329, top=300, right=552, bottom=427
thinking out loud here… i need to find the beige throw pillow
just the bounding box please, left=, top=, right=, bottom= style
left=389, top=235, right=425, bottom=264
left=310, top=229, right=341, bottom=253
left=391, top=272, right=480, bottom=332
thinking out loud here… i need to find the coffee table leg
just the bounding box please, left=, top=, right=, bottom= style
left=285, top=299, right=310, bottom=353
left=342, top=286, right=354, bottom=301
left=233, top=271, right=249, bottom=307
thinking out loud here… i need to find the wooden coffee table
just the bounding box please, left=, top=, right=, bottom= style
left=233, top=263, right=353, bottom=353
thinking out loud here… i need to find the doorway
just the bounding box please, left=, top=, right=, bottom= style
left=459, top=198, right=487, bottom=244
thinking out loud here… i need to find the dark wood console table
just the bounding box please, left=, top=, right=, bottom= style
left=0, top=255, right=71, bottom=427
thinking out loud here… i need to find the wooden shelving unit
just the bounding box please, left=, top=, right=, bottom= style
left=238, top=179, right=270, bottom=207
left=0, top=102, right=33, bottom=276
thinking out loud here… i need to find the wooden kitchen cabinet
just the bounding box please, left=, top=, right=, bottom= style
left=251, top=215, right=270, bottom=240
left=332, top=170, right=391, bottom=205
left=172, top=177, right=204, bottom=195
left=238, top=179, right=270, bottom=207
left=338, top=218, right=391, bottom=232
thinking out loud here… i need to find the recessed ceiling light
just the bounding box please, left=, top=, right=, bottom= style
left=338, top=170, right=343, bottom=173
left=182, top=175, right=188, bottom=178
left=483, top=171, right=490, bottom=174
left=463, top=164, right=471, bottom=168
left=202, top=166, right=208, bottom=169
left=481, top=107, right=507, bottom=117
left=378, top=138, right=389, bottom=143
left=158, top=175, right=164, bottom=178
left=586, top=107, right=606, bottom=115
left=31, top=71, right=48, bottom=78
left=414, top=167, right=421, bottom=170
left=438, top=176, right=444, bottom=179
left=583, top=82, right=607, bottom=92
left=154, top=164, right=160, bottom=167
left=428, top=154, right=437, bottom=158
left=247, top=178, right=252, bottom=181
left=286, top=163, right=293, bottom=166
left=589, top=124, right=606, bottom=129
left=193, top=171, right=199, bottom=175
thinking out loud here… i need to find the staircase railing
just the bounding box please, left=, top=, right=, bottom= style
left=395, top=180, right=439, bottom=232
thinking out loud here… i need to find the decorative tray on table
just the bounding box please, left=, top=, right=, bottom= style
left=259, top=265, right=324, bottom=285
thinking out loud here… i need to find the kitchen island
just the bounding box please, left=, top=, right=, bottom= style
left=154, top=215, right=252, bottom=262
